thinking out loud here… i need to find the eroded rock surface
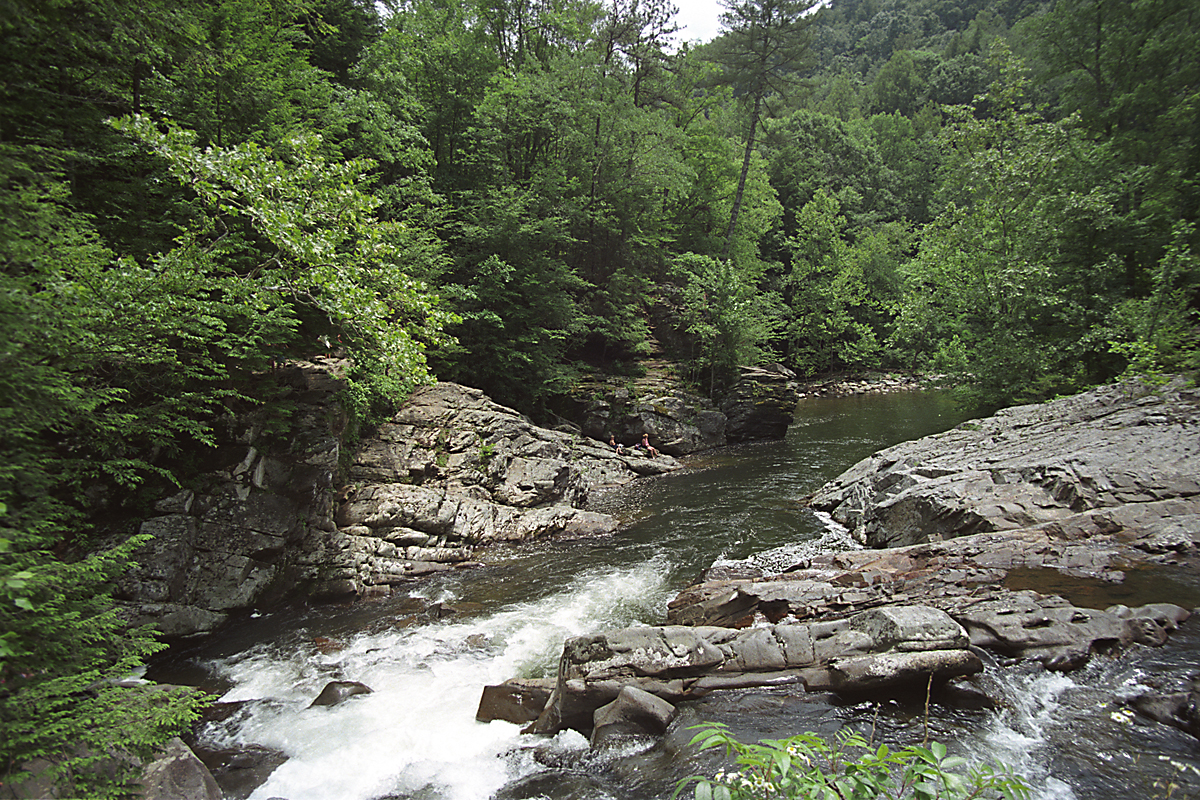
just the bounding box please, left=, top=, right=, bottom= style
left=331, top=382, right=679, bottom=595
left=119, top=359, right=350, bottom=637
left=579, top=383, right=727, bottom=457
left=723, top=365, right=802, bottom=443
left=666, top=516, right=1193, bottom=669
left=807, top=379, right=1200, bottom=549
left=520, top=606, right=982, bottom=735
left=123, top=375, right=681, bottom=637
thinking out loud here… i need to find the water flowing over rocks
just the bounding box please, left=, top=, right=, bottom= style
left=1127, top=675, right=1200, bottom=738
left=121, top=371, right=682, bottom=638
left=489, top=378, right=1200, bottom=744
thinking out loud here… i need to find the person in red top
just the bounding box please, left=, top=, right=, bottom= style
left=640, top=432, right=658, bottom=457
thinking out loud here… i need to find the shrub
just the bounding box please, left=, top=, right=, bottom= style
left=676, top=723, right=1031, bottom=800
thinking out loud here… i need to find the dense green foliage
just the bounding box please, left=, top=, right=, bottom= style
left=677, top=723, right=1030, bottom=799
left=1, top=0, right=1196, bottom=792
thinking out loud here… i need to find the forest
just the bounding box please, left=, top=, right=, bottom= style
left=1, top=0, right=1197, bottom=794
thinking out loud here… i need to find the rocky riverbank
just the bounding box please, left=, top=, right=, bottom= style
left=120, top=374, right=686, bottom=639
left=797, top=371, right=931, bottom=398
left=481, top=378, right=1200, bottom=748
left=120, top=360, right=806, bottom=640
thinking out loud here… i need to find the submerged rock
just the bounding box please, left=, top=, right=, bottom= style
left=1128, top=675, right=1200, bottom=739
left=309, top=680, right=373, bottom=707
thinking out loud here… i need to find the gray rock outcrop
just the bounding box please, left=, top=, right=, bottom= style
left=576, top=363, right=802, bottom=455
left=138, top=738, right=224, bottom=800
left=722, top=365, right=802, bottom=443
left=520, top=606, right=982, bottom=736
left=578, top=382, right=726, bottom=457
left=666, top=516, right=1192, bottom=669
left=122, top=373, right=681, bottom=637
left=330, top=382, right=680, bottom=596
left=807, top=378, right=1200, bottom=549
left=119, top=359, right=349, bottom=637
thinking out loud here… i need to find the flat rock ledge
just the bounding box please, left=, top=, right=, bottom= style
left=481, top=605, right=985, bottom=736
left=665, top=518, right=1193, bottom=667
left=807, top=377, right=1200, bottom=549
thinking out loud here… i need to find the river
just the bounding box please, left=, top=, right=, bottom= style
left=151, top=391, right=1200, bottom=800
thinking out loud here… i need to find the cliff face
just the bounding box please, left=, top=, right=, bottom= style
left=120, top=372, right=682, bottom=638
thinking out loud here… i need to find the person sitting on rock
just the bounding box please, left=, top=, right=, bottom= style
left=639, top=433, right=659, bottom=458
left=608, top=434, right=624, bottom=455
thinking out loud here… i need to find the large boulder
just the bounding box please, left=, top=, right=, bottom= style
left=722, top=365, right=801, bottom=443
left=807, top=378, right=1200, bottom=549
left=138, top=738, right=224, bottom=800
left=477, top=679, right=557, bottom=725
left=333, top=382, right=681, bottom=597
left=590, top=686, right=677, bottom=749
left=578, top=384, right=726, bottom=456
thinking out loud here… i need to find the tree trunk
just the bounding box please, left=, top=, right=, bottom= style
left=721, top=93, right=762, bottom=262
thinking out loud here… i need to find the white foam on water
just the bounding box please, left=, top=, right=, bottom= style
left=200, top=556, right=673, bottom=800
left=967, top=668, right=1079, bottom=800
left=709, top=510, right=862, bottom=576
